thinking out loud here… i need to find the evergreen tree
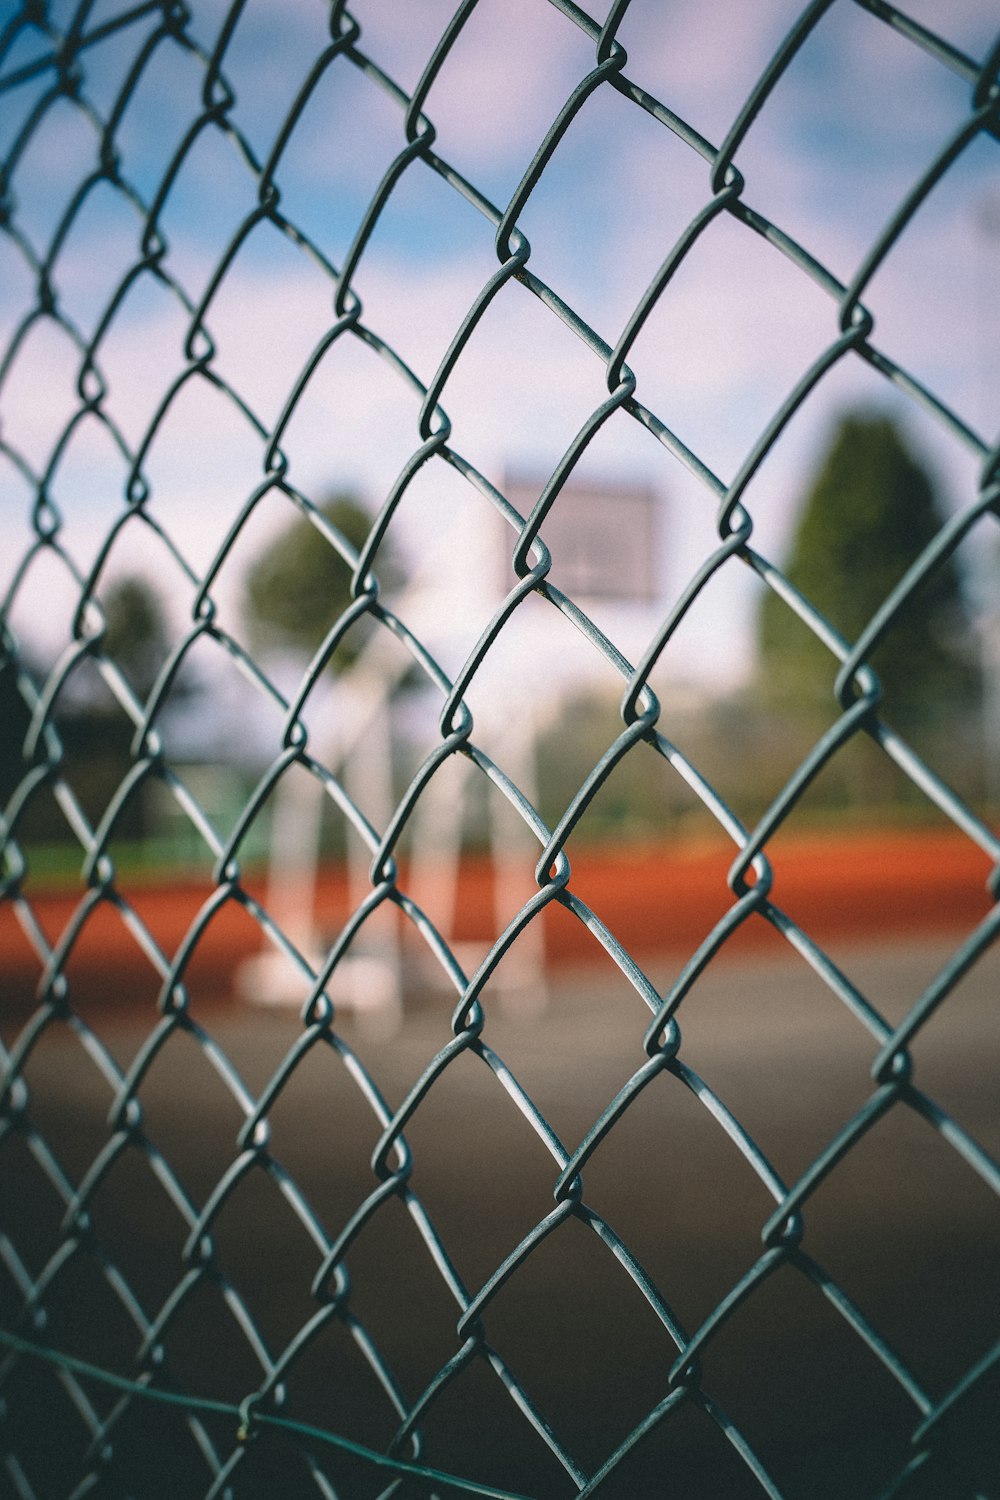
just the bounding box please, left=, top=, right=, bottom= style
left=101, top=575, right=169, bottom=699
left=759, top=411, right=977, bottom=732
left=0, top=653, right=34, bottom=808
left=243, top=493, right=378, bottom=668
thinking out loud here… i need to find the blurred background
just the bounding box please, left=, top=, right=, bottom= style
left=2, top=0, right=999, bottom=905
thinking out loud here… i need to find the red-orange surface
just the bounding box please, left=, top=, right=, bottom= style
left=0, top=828, right=994, bottom=1010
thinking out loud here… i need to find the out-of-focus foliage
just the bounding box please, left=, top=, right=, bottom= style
left=1, top=577, right=178, bottom=848
left=759, top=411, right=978, bottom=730
left=101, top=575, right=170, bottom=700
left=0, top=655, right=32, bottom=809
left=243, top=494, right=381, bottom=668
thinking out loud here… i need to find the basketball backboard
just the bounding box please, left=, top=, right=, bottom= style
left=502, top=475, right=661, bottom=602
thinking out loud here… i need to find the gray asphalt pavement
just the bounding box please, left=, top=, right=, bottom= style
left=2, top=934, right=998, bottom=1499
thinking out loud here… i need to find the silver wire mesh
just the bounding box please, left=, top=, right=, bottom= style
left=1, top=2, right=1000, bottom=1497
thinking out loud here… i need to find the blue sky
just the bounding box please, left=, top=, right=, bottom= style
left=1, top=0, right=998, bottom=708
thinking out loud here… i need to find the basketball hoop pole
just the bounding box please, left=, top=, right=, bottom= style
left=238, top=642, right=408, bottom=1032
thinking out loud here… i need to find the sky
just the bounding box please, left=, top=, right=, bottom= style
left=1, top=0, right=999, bottom=737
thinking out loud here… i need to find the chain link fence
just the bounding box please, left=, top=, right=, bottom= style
left=2, top=1, right=1000, bottom=1496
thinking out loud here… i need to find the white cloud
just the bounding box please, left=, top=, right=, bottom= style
left=613, top=0, right=808, bottom=149
left=2, top=0, right=995, bottom=704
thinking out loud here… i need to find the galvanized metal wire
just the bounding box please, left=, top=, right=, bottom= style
left=1, top=2, right=999, bottom=1496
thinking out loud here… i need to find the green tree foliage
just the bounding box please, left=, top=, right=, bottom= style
left=101, top=574, right=169, bottom=698
left=66, top=575, right=173, bottom=838
left=0, top=654, right=33, bottom=807
left=243, top=494, right=379, bottom=667
left=759, top=411, right=978, bottom=731
left=0, top=576, right=172, bottom=845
